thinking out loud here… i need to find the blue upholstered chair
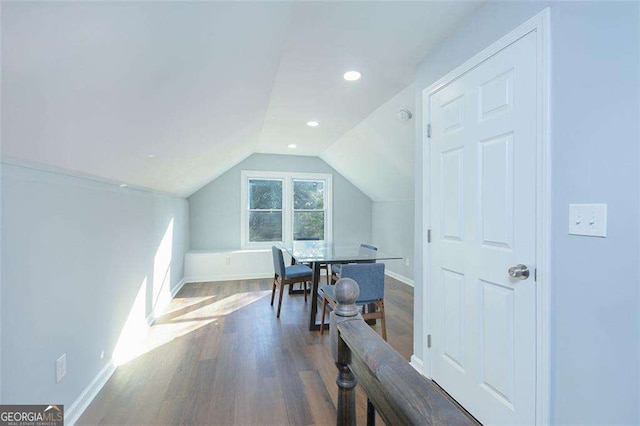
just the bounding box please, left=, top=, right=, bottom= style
left=319, top=262, right=387, bottom=340
left=271, top=246, right=313, bottom=318
left=331, top=243, right=378, bottom=283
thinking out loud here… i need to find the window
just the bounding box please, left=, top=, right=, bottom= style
left=248, top=179, right=283, bottom=242
left=241, top=171, right=332, bottom=247
left=293, top=180, right=325, bottom=240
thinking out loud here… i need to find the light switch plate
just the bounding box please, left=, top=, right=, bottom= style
left=569, top=204, right=607, bottom=237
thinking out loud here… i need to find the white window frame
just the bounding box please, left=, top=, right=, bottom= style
left=240, top=170, right=333, bottom=248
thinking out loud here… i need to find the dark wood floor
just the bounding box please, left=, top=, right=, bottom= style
left=78, top=276, right=414, bottom=425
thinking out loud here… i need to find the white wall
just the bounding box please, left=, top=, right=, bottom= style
left=322, top=84, right=415, bottom=202
left=323, top=85, right=415, bottom=281
left=0, top=4, right=4, bottom=397
left=189, top=153, right=373, bottom=250
left=184, top=249, right=273, bottom=283
left=1, top=164, right=189, bottom=411
left=414, top=1, right=639, bottom=424
left=0, top=161, right=2, bottom=403
left=372, top=201, right=414, bottom=282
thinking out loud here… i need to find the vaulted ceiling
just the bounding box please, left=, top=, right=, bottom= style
left=1, top=1, right=483, bottom=197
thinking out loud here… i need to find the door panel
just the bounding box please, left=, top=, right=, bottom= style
left=479, top=279, right=515, bottom=407
left=441, top=148, right=464, bottom=241
left=441, top=95, right=465, bottom=134
left=479, top=133, right=513, bottom=249
left=428, top=31, right=537, bottom=425
left=442, top=268, right=465, bottom=371
left=479, top=69, right=514, bottom=121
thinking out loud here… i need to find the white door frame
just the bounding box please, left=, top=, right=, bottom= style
left=421, top=8, right=551, bottom=425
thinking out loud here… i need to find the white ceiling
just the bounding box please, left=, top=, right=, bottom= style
left=1, top=1, right=483, bottom=197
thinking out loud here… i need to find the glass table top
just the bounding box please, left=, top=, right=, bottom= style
left=278, top=241, right=401, bottom=264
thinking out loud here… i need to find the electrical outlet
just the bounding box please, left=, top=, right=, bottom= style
left=405, top=259, right=410, bottom=267
left=225, top=257, right=231, bottom=265
left=56, top=354, right=66, bottom=383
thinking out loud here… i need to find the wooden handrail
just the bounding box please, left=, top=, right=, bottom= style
left=330, top=278, right=476, bottom=426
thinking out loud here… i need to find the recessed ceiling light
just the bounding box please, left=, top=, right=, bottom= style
left=288, top=144, right=297, bottom=149
left=148, top=154, right=155, bottom=158
left=119, top=184, right=128, bottom=188
left=343, top=70, right=361, bottom=81
left=306, top=121, right=319, bottom=127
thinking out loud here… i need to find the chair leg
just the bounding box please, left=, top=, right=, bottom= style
left=277, top=280, right=285, bottom=318
left=304, top=281, right=308, bottom=303
left=270, top=274, right=277, bottom=306
left=320, top=297, right=328, bottom=335
left=379, top=301, right=387, bottom=341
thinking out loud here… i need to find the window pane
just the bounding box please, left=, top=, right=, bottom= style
left=294, top=211, right=325, bottom=240
left=249, top=179, right=282, bottom=209
left=293, top=181, right=324, bottom=210
left=249, top=211, right=282, bottom=242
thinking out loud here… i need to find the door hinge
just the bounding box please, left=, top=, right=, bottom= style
left=427, top=334, right=432, bottom=348
left=534, top=268, right=537, bottom=281
left=427, top=229, right=431, bottom=243
left=427, top=123, right=432, bottom=138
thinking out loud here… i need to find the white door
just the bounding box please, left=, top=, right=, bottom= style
left=428, top=31, right=537, bottom=425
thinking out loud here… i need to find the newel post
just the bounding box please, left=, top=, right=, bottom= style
left=330, top=277, right=361, bottom=426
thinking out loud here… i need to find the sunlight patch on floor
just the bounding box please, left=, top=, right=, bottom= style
left=169, top=290, right=271, bottom=321
left=115, top=289, right=270, bottom=365
left=155, top=294, right=219, bottom=319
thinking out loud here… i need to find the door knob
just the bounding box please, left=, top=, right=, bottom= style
left=508, top=264, right=529, bottom=280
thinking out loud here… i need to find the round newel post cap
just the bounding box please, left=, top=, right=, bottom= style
left=335, top=277, right=360, bottom=317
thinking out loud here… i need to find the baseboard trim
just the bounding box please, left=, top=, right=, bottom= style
left=65, top=278, right=188, bottom=424
left=145, top=279, right=186, bottom=326
left=184, top=272, right=274, bottom=283
left=145, top=312, right=155, bottom=327
left=385, top=270, right=414, bottom=287
left=171, top=278, right=186, bottom=298
left=65, top=361, right=116, bottom=426
left=410, top=355, right=425, bottom=376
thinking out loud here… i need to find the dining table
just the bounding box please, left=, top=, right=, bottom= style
left=278, top=240, right=402, bottom=331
